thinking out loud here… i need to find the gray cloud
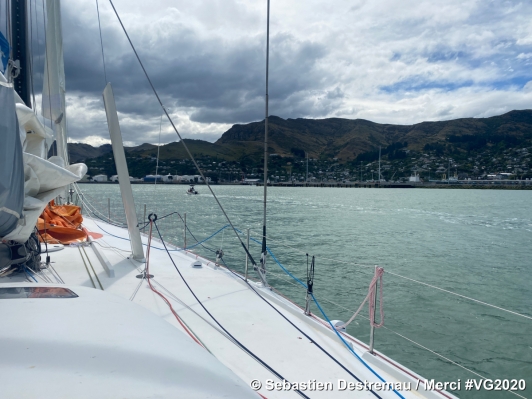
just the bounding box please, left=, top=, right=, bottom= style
left=9, top=0, right=532, bottom=146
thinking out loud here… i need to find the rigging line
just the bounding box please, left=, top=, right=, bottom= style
left=260, top=0, right=270, bottom=279
left=246, top=225, right=532, bottom=321
left=267, top=230, right=532, bottom=323
left=386, top=270, right=532, bottom=321
left=129, top=276, right=143, bottom=301
left=76, top=195, right=122, bottom=225
left=150, top=278, right=235, bottom=343
left=47, top=262, right=64, bottom=284
left=150, top=277, right=297, bottom=372
left=219, top=227, right=224, bottom=250
left=310, top=293, right=406, bottom=399
left=183, top=220, right=219, bottom=253
left=28, top=0, right=36, bottom=110
left=2, top=2, right=5, bottom=48
left=219, top=258, right=384, bottom=399
left=35, top=269, right=51, bottom=283
left=247, top=227, right=376, bottom=269
left=34, top=0, right=43, bottom=118
left=106, top=0, right=260, bottom=271
left=73, top=183, right=126, bottom=226
left=36, top=228, right=51, bottom=273
left=23, top=266, right=37, bottom=282
left=92, top=240, right=131, bottom=253
left=85, top=203, right=125, bottom=227
left=151, top=221, right=310, bottom=399
left=147, top=281, right=213, bottom=354
left=154, top=112, right=163, bottom=195
left=145, top=219, right=206, bottom=349
left=6, top=0, right=11, bottom=58
left=78, top=198, right=125, bottom=227
left=379, top=326, right=527, bottom=399
left=310, top=291, right=498, bottom=399
left=88, top=215, right=230, bottom=252
left=41, top=0, right=54, bottom=155
left=95, top=0, right=107, bottom=84
left=156, top=278, right=357, bottom=399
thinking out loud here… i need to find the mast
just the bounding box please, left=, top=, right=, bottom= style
left=10, top=0, right=31, bottom=107
left=306, top=151, right=308, bottom=184
left=378, top=146, right=381, bottom=182
left=259, top=0, right=270, bottom=287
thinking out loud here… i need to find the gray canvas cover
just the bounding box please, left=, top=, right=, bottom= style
left=0, top=82, right=24, bottom=238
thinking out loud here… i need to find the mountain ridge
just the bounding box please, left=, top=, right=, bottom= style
left=68, top=109, right=532, bottom=164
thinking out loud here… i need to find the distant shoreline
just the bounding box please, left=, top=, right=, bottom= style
left=77, top=181, right=532, bottom=189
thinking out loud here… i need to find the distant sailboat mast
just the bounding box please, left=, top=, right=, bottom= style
left=259, top=0, right=270, bottom=287
left=378, top=146, right=381, bottom=182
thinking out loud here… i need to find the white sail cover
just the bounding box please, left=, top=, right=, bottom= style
left=1, top=72, right=87, bottom=243
left=42, top=0, right=68, bottom=164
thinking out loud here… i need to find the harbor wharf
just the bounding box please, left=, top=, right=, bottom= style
left=79, top=180, right=532, bottom=189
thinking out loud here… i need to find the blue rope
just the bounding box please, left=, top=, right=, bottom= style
left=311, top=293, right=406, bottom=399
left=91, top=219, right=230, bottom=252
left=266, top=247, right=307, bottom=288
left=234, top=228, right=307, bottom=288
left=236, top=229, right=404, bottom=399
left=23, top=267, right=38, bottom=282
left=219, top=257, right=383, bottom=399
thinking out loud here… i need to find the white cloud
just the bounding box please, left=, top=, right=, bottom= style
left=25, top=0, right=532, bottom=146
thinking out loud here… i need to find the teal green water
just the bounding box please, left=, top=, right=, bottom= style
left=79, top=184, right=531, bottom=398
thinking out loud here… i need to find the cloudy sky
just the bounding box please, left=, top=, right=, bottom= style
left=6, top=0, right=532, bottom=146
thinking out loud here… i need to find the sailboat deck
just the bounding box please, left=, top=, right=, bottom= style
left=1, top=217, right=456, bottom=399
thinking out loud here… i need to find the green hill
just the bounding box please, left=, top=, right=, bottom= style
left=73, top=109, right=532, bottom=181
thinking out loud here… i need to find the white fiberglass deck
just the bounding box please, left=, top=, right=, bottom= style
left=1, top=217, right=457, bottom=399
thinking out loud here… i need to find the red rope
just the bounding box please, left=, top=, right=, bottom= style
left=145, top=221, right=204, bottom=347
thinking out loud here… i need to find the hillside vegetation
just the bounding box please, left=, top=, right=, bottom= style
left=70, top=110, right=532, bottom=182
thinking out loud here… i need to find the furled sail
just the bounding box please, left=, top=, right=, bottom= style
left=0, top=81, right=25, bottom=238
left=42, top=0, right=68, bottom=164
left=1, top=70, right=87, bottom=244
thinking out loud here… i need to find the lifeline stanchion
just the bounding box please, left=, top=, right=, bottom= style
left=304, top=254, right=315, bottom=316
left=245, top=229, right=250, bottom=281
left=369, top=266, right=382, bottom=354
left=143, top=204, right=146, bottom=233
left=184, top=212, right=187, bottom=249
left=107, top=198, right=111, bottom=222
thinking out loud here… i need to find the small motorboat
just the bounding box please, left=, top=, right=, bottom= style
left=187, top=185, right=198, bottom=195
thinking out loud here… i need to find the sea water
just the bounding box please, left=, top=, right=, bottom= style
left=78, top=184, right=531, bottom=398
